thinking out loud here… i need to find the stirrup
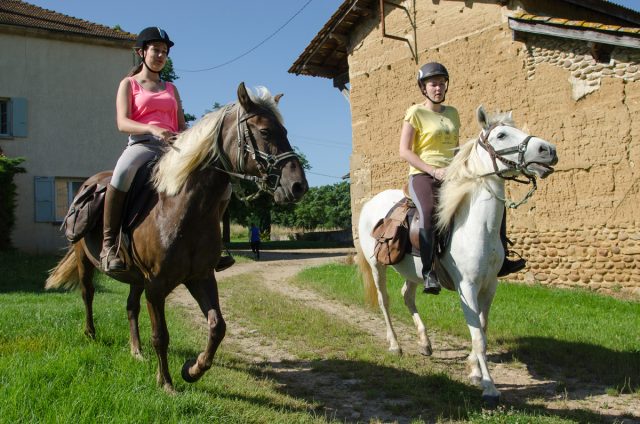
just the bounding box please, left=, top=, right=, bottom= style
left=498, top=257, right=526, bottom=277
left=423, top=271, right=441, bottom=295
left=215, top=252, right=235, bottom=272
left=100, top=245, right=125, bottom=272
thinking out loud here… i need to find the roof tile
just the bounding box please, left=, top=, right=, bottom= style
left=0, top=0, right=136, bottom=42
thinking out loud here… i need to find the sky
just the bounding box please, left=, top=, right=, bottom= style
left=25, top=0, right=640, bottom=187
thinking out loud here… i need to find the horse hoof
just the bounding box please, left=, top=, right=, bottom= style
left=162, top=383, right=177, bottom=396
left=181, top=358, right=200, bottom=383
left=131, top=350, right=144, bottom=361
left=389, top=347, right=403, bottom=356
left=469, top=375, right=482, bottom=387
left=419, top=345, right=433, bottom=356
left=482, top=395, right=500, bottom=409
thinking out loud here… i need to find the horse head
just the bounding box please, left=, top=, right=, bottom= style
left=226, top=82, right=308, bottom=204
left=476, top=106, right=558, bottom=179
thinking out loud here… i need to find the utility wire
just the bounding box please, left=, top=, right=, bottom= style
left=176, top=0, right=314, bottom=73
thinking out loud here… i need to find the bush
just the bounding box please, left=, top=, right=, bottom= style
left=0, top=155, right=26, bottom=250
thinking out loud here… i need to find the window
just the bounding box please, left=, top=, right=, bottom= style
left=0, top=97, right=28, bottom=137
left=34, top=176, right=86, bottom=222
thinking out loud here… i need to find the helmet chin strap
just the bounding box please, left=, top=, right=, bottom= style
left=420, top=84, right=446, bottom=104
left=426, top=93, right=446, bottom=104
left=141, top=50, right=161, bottom=75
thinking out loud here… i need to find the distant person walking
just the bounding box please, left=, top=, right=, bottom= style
left=249, top=224, right=261, bottom=260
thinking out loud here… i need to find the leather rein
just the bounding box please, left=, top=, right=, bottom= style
left=476, top=123, right=538, bottom=209
left=215, top=104, right=299, bottom=201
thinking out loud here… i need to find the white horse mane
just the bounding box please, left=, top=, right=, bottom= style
left=153, top=86, right=282, bottom=196
left=435, top=111, right=515, bottom=232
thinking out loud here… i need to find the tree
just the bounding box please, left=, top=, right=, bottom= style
left=0, top=155, right=26, bottom=249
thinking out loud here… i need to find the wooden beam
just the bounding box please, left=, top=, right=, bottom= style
left=509, top=19, right=640, bottom=49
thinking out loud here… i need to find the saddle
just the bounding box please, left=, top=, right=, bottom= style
left=371, top=189, right=455, bottom=291
left=61, top=160, right=158, bottom=269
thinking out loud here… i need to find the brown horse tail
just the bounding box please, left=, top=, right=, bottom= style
left=355, top=241, right=379, bottom=308
left=45, top=247, right=79, bottom=290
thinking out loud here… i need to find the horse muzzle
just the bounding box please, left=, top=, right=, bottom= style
left=525, top=142, right=558, bottom=179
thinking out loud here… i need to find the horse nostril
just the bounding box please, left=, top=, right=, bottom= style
left=292, top=181, right=307, bottom=199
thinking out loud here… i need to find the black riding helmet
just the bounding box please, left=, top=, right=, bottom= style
left=134, top=27, right=174, bottom=52
left=417, top=62, right=449, bottom=104
left=134, top=27, right=173, bottom=75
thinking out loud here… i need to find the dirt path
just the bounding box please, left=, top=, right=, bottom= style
left=168, top=249, right=640, bottom=423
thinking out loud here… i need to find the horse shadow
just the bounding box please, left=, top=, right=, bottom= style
left=490, top=336, right=640, bottom=394
left=216, top=356, right=626, bottom=423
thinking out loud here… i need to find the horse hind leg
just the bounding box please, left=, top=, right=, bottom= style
left=127, top=284, right=145, bottom=360
left=145, top=286, right=175, bottom=394
left=75, top=244, right=96, bottom=339
left=371, top=264, right=402, bottom=355
left=401, top=280, right=432, bottom=356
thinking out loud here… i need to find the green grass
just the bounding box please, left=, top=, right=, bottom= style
left=293, top=263, right=640, bottom=391
left=0, top=251, right=331, bottom=423
left=2, top=250, right=638, bottom=423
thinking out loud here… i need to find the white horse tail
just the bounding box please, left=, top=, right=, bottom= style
left=355, top=241, right=379, bottom=308
left=45, top=247, right=79, bottom=290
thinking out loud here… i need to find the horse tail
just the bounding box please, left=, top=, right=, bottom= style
left=45, top=247, right=80, bottom=290
left=355, top=241, right=379, bottom=308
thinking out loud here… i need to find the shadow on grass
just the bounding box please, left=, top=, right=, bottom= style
left=492, top=336, right=640, bottom=392
left=229, top=249, right=351, bottom=263
left=0, top=249, right=60, bottom=293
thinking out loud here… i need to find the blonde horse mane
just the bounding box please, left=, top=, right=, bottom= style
left=153, top=86, right=283, bottom=196
left=435, top=111, right=515, bottom=232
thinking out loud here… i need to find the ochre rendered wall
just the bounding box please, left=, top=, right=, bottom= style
left=348, top=1, right=640, bottom=297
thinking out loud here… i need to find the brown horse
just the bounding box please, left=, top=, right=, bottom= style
left=46, top=82, right=308, bottom=393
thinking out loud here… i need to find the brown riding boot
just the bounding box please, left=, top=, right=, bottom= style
left=100, top=184, right=127, bottom=272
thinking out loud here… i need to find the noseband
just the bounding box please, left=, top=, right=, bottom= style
left=476, top=123, right=538, bottom=208
left=216, top=104, right=299, bottom=200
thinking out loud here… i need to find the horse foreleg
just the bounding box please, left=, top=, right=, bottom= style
left=145, top=289, right=174, bottom=394
left=182, top=276, right=226, bottom=383
left=76, top=244, right=96, bottom=339
left=401, top=281, right=432, bottom=356
left=127, top=284, right=144, bottom=360
left=372, top=264, right=402, bottom=355
left=458, top=281, right=500, bottom=405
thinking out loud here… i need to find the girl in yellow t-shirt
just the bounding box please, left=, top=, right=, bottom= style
left=400, top=63, right=526, bottom=295
left=399, top=62, right=459, bottom=295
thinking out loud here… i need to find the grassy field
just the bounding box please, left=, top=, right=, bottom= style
left=294, top=263, right=640, bottom=392
left=1, top=250, right=639, bottom=423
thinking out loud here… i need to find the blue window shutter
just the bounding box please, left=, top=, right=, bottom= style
left=34, top=176, right=54, bottom=222
left=11, top=97, right=27, bottom=137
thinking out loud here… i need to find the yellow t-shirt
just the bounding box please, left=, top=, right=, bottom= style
left=404, top=104, right=460, bottom=175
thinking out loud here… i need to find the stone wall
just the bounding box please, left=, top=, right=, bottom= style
left=347, top=0, right=640, bottom=297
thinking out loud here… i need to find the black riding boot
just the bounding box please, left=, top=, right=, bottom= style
left=100, top=184, right=127, bottom=272
left=215, top=249, right=235, bottom=272
left=419, top=228, right=441, bottom=295
left=497, top=209, right=526, bottom=277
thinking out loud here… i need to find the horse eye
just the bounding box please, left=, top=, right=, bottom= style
left=259, top=129, right=270, bottom=138
left=496, top=132, right=506, bottom=139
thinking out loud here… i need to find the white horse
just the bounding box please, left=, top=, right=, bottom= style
left=356, top=106, right=558, bottom=405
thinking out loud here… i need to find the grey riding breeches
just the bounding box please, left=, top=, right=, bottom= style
left=110, top=135, right=166, bottom=192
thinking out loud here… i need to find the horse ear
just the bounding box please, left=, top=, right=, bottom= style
left=237, top=82, right=256, bottom=113
left=274, top=93, right=284, bottom=104
left=476, top=105, right=489, bottom=130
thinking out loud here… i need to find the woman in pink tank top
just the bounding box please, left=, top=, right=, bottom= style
left=100, top=27, right=186, bottom=272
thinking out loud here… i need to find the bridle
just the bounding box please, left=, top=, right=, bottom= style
left=215, top=104, right=299, bottom=201
left=476, top=123, right=538, bottom=209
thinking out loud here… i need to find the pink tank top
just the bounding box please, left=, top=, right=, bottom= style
left=128, top=77, right=179, bottom=133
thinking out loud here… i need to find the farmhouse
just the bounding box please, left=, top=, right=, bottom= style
left=0, top=1, right=136, bottom=252
left=290, top=0, right=640, bottom=296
